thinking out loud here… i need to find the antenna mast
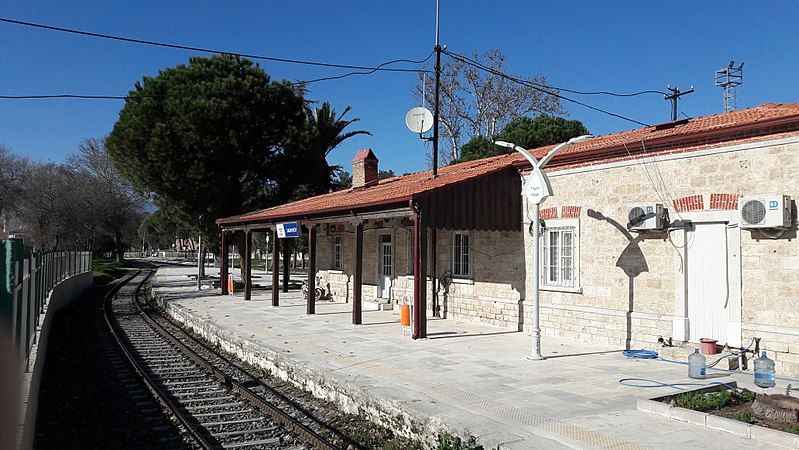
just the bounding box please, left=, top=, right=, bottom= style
left=664, top=85, right=694, bottom=121
left=716, top=61, right=744, bottom=113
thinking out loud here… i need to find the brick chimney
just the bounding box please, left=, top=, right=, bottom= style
left=352, top=148, right=378, bottom=188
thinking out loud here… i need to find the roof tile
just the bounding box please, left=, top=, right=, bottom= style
left=219, top=103, right=799, bottom=225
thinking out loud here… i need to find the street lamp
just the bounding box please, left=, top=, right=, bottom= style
left=495, top=135, right=592, bottom=360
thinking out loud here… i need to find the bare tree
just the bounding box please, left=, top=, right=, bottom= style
left=8, top=139, right=145, bottom=258
left=68, top=138, right=145, bottom=260
left=414, top=48, right=563, bottom=165
left=0, top=146, right=31, bottom=232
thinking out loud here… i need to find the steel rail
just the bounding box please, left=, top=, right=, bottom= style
left=128, top=271, right=340, bottom=450
left=103, top=270, right=216, bottom=450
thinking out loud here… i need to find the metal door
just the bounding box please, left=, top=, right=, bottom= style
left=378, top=235, right=392, bottom=298
left=686, top=223, right=729, bottom=343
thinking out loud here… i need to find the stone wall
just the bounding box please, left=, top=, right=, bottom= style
left=522, top=135, right=799, bottom=376
left=315, top=222, right=525, bottom=322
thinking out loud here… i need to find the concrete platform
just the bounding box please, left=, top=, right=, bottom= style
left=151, top=265, right=785, bottom=449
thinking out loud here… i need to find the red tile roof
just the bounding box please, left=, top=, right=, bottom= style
left=218, top=103, right=799, bottom=226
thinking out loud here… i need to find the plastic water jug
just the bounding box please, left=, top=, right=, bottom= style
left=754, top=351, right=776, bottom=388
left=688, top=348, right=706, bottom=379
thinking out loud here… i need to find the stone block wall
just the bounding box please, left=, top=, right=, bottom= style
left=315, top=222, right=525, bottom=321
left=522, top=135, right=799, bottom=376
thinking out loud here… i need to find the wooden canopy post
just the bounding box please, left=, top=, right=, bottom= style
left=412, top=203, right=428, bottom=340
left=412, top=210, right=421, bottom=339
left=244, top=229, right=252, bottom=300
left=220, top=229, right=229, bottom=295
left=419, top=225, right=428, bottom=338
left=352, top=221, right=363, bottom=325
left=282, top=238, right=291, bottom=293
left=307, top=224, right=317, bottom=315
left=431, top=228, right=438, bottom=317
left=271, top=229, right=280, bottom=306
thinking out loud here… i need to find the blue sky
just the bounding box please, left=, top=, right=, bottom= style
left=1, top=1, right=798, bottom=175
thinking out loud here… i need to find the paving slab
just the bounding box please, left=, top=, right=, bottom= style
left=152, top=265, right=786, bottom=449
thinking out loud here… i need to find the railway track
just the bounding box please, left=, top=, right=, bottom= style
left=103, top=270, right=339, bottom=450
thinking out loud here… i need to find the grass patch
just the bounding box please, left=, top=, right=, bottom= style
left=670, top=389, right=756, bottom=412
left=92, top=259, right=129, bottom=285
left=437, top=434, right=484, bottom=450
left=735, top=411, right=754, bottom=423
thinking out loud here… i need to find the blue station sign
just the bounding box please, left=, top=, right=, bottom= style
left=276, top=222, right=300, bottom=239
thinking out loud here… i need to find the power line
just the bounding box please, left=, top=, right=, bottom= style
left=443, top=50, right=652, bottom=127
left=0, top=50, right=436, bottom=101
left=444, top=50, right=666, bottom=98
left=0, top=17, right=431, bottom=74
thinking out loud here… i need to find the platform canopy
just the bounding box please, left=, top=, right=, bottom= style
left=216, top=153, right=523, bottom=232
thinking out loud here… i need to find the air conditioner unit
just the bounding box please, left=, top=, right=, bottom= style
left=739, top=195, right=792, bottom=229
left=627, top=203, right=666, bottom=231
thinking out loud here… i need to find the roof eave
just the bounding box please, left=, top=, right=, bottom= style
left=512, top=113, right=799, bottom=170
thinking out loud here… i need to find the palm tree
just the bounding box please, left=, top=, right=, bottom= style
left=308, top=102, right=371, bottom=156
left=306, top=102, right=372, bottom=192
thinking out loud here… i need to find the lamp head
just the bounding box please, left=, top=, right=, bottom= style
left=493, top=140, right=515, bottom=150
left=567, top=134, right=593, bottom=145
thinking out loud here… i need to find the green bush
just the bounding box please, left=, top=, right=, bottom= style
left=670, top=388, right=756, bottom=412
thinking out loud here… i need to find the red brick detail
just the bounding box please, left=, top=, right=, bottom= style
left=561, top=206, right=582, bottom=218
left=709, top=193, right=742, bottom=210
left=673, top=195, right=704, bottom=213
left=540, top=207, right=558, bottom=220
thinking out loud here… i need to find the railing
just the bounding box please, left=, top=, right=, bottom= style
left=10, top=251, right=92, bottom=372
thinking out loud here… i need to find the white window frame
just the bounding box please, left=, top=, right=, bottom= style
left=331, top=236, right=342, bottom=271
left=451, top=231, right=471, bottom=279
left=540, top=219, right=580, bottom=291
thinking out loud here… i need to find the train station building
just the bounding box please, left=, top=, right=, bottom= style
left=217, top=103, right=799, bottom=376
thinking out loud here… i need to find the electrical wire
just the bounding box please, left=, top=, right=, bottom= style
left=442, top=49, right=651, bottom=127
left=0, top=17, right=432, bottom=74
left=444, top=49, right=667, bottom=98
left=0, top=50, right=436, bottom=101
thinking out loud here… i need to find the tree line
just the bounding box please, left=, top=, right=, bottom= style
left=0, top=139, right=144, bottom=259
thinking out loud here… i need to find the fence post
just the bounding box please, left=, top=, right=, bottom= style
left=19, top=259, right=29, bottom=367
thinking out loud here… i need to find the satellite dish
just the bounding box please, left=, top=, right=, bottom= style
left=405, top=107, right=434, bottom=134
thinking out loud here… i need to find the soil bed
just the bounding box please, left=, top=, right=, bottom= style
left=660, top=387, right=799, bottom=435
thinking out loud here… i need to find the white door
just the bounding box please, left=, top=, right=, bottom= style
left=686, top=223, right=729, bottom=343
left=378, top=235, right=392, bottom=298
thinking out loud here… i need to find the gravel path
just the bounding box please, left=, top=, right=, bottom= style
left=33, top=279, right=186, bottom=449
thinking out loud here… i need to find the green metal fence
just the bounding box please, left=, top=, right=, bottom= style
left=1, top=239, right=92, bottom=372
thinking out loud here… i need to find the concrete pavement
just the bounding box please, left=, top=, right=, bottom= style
left=151, top=265, right=786, bottom=449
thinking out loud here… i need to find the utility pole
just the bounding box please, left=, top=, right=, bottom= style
left=664, top=86, right=694, bottom=121
left=432, top=0, right=441, bottom=177
left=430, top=0, right=442, bottom=317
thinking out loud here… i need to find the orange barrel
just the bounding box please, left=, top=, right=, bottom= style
left=228, top=275, right=234, bottom=293
left=400, top=304, right=411, bottom=326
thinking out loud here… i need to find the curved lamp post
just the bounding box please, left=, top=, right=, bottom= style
left=495, top=135, right=592, bottom=360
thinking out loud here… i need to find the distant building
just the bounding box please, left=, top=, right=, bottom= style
left=218, top=103, right=799, bottom=376
left=1, top=214, right=25, bottom=240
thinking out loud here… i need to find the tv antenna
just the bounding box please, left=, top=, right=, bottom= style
left=664, top=85, right=694, bottom=121
left=716, top=61, right=744, bottom=113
